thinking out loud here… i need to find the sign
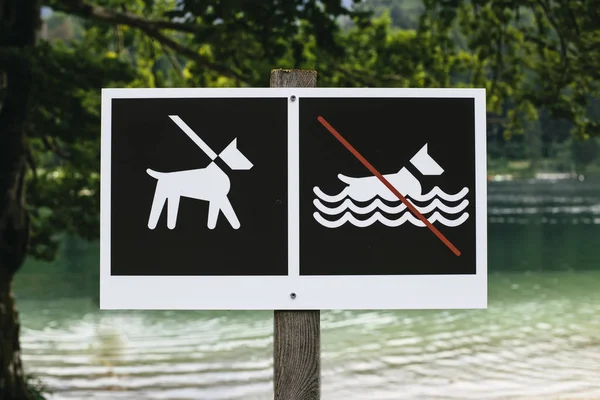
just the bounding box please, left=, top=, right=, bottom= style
left=101, top=88, right=487, bottom=310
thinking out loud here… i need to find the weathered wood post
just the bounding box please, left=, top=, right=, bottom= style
left=271, top=68, right=320, bottom=400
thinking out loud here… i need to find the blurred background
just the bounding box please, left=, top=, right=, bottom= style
left=2, top=0, right=600, bottom=399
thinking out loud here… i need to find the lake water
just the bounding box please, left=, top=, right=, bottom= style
left=14, top=179, right=600, bottom=399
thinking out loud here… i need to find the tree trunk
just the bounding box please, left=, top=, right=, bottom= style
left=0, top=77, right=32, bottom=397
left=0, top=280, right=28, bottom=399
left=0, top=0, right=39, bottom=398
left=0, top=63, right=33, bottom=399
left=0, top=110, right=30, bottom=399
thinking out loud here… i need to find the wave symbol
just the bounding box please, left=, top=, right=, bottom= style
left=312, top=185, right=470, bottom=228
left=314, top=211, right=470, bottom=228
left=314, top=198, right=469, bottom=216
left=313, top=186, right=469, bottom=203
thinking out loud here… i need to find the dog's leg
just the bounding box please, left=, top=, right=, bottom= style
left=218, top=196, right=241, bottom=229
left=207, top=201, right=220, bottom=230
left=148, top=185, right=168, bottom=229
left=167, top=195, right=181, bottom=230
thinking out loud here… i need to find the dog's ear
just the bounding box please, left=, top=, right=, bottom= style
left=219, top=138, right=254, bottom=170
left=409, top=144, right=444, bottom=175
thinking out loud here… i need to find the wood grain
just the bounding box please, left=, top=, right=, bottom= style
left=271, top=68, right=320, bottom=400
left=270, top=69, right=318, bottom=88
left=274, top=310, right=320, bottom=400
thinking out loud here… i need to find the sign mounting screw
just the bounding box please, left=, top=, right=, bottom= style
left=290, top=292, right=297, bottom=299
left=290, top=95, right=296, bottom=102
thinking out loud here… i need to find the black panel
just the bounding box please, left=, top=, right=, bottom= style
left=110, top=97, right=288, bottom=275
left=299, top=97, right=476, bottom=275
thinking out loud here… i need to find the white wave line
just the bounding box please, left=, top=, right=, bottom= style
left=409, top=187, right=469, bottom=202
left=313, top=198, right=469, bottom=215
left=313, top=211, right=470, bottom=228
left=313, top=185, right=469, bottom=204
left=313, top=186, right=349, bottom=203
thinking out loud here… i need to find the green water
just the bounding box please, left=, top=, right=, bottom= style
left=14, top=179, right=600, bottom=399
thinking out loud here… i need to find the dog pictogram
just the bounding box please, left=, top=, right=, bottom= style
left=146, top=115, right=253, bottom=230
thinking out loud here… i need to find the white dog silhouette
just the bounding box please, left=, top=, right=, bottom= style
left=146, top=116, right=253, bottom=230
left=315, top=143, right=444, bottom=203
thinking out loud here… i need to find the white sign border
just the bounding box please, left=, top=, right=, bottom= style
left=100, top=87, right=487, bottom=310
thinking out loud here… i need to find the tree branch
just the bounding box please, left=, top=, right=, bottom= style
left=53, top=0, right=197, bottom=33
left=137, top=25, right=246, bottom=82
left=331, top=65, right=404, bottom=87
left=158, top=42, right=183, bottom=78
left=54, top=0, right=247, bottom=82
left=25, top=145, right=38, bottom=182
left=536, top=0, right=569, bottom=69
left=535, top=0, right=572, bottom=102
left=41, top=136, right=70, bottom=160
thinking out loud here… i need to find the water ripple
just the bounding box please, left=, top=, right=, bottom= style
left=18, top=272, right=600, bottom=400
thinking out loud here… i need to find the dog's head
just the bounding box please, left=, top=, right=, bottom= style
left=219, top=138, right=253, bottom=170
left=409, top=144, right=444, bottom=176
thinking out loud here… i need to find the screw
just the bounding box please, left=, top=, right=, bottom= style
left=290, top=95, right=296, bottom=102
left=290, top=292, right=297, bottom=299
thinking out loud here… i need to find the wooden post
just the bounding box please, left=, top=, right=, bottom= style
left=271, top=68, right=320, bottom=400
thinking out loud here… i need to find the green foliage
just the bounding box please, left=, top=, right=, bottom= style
left=15, top=0, right=600, bottom=263
left=48, top=0, right=371, bottom=85
left=419, top=0, right=600, bottom=139
left=25, top=38, right=134, bottom=259
left=571, top=137, right=600, bottom=172
left=44, top=12, right=84, bottom=41
left=356, top=0, right=424, bottom=29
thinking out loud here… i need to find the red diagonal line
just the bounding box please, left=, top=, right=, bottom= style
left=317, top=116, right=461, bottom=257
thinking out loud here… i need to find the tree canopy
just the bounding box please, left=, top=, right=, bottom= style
left=16, top=0, right=600, bottom=261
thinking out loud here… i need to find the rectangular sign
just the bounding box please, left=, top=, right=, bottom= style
left=101, top=88, right=487, bottom=310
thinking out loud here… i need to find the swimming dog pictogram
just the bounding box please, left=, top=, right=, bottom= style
left=313, top=143, right=469, bottom=228
left=315, top=116, right=463, bottom=256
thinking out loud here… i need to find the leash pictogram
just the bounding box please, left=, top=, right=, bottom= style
left=146, top=115, right=253, bottom=230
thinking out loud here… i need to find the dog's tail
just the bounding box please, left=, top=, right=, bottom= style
left=146, top=168, right=162, bottom=179
left=337, top=174, right=356, bottom=185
